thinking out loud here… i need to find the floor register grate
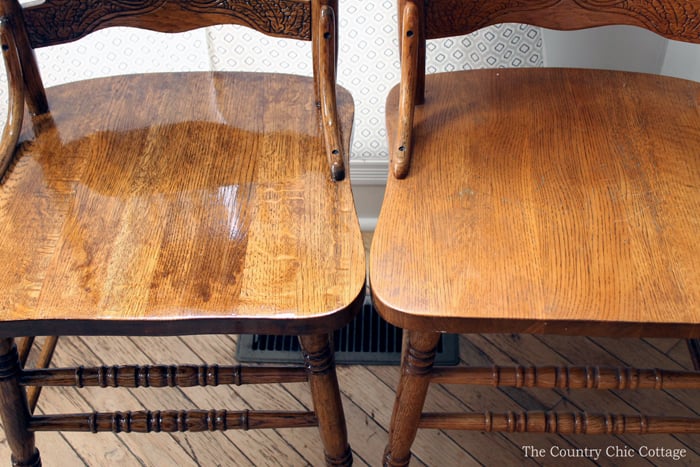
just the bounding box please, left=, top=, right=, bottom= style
left=237, top=296, right=459, bottom=365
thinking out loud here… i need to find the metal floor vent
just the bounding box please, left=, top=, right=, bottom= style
left=236, top=296, right=459, bottom=365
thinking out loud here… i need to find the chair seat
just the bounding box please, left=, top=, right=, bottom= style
left=371, top=68, right=700, bottom=338
left=0, top=72, right=365, bottom=337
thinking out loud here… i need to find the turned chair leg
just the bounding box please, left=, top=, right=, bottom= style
left=299, top=334, right=352, bottom=467
left=0, top=338, right=41, bottom=466
left=383, top=331, right=441, bottom=467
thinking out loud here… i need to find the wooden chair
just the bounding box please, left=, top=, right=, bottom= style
left=0, top=0, right=366, bottom=465
left=370, top=1, right=700, bottom=465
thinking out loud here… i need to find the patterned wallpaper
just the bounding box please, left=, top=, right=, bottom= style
left=0, top=1, right=543, bottom=183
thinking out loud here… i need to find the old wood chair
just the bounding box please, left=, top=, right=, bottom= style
left=370, top=1, right=700, bottom=465
left=0, top=0, right=366, bottom=465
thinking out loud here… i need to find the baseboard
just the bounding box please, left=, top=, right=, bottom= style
left=350, top=160, right=388, bottom=186
left=359, top=217, right=377, bottom=231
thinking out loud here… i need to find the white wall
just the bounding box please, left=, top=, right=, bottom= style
left=662, top=39, right=700, bottom=81
left=542, top=26, right=668, bottom=73
left=543, top=25, right=700, bottom=80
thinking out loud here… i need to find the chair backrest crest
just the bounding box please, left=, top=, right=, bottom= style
left=20, top=0, right=314, bottom=48
left=423, top=0, right=700, bottom=43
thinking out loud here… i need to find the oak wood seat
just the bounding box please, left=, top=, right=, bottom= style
left=0, top=0, right=363, bottom=465
left=0, top=72, right=364, bottom=337
left=370, top=1, right=700, bottom=465
left=374, top=68, right=700, bottom=338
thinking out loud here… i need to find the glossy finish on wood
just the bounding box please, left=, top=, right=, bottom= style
left=0, top=72, right=363, bottom=337
left=372, top=1, right=700, bottom=465
left=0, top=0, right=362, bottom=464
left=316, top=3, right=346, bottom=180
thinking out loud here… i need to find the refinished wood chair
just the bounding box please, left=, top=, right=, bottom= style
left=0, top=0, right=366, bottom=465
left=370, top=1, right=700, bottom=465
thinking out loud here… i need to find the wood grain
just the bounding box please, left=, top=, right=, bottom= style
left=372, top=68, right=700, bottom=338
left=0, top=72, right=365, bottom=337
left=376, top=5, right=700, bottom=463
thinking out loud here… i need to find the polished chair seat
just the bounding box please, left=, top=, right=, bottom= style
left=1, top=72, right=363, bottom=336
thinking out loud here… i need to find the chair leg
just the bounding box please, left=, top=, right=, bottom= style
left=0, top=338, right=41, bottom=466
left=26, top=336, right=59, bottom=414
left=383, top=331, right=441, bottom=467
left=299, top=334, right=352, bottom=467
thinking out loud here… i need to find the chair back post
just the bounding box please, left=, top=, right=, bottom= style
left=312, top=0, right=345, bottom=181
left=0, top=0, right=47, bottom=117
left=392, top=0, right=424, bottom=179
left=0, top=0, right=26, bottom=179
left=398, top=0, right=425, bottom=105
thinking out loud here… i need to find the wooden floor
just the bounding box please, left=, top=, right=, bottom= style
left=3, top=334, right=699, bottom=466
left=1, top=233, right=699, bottom=466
